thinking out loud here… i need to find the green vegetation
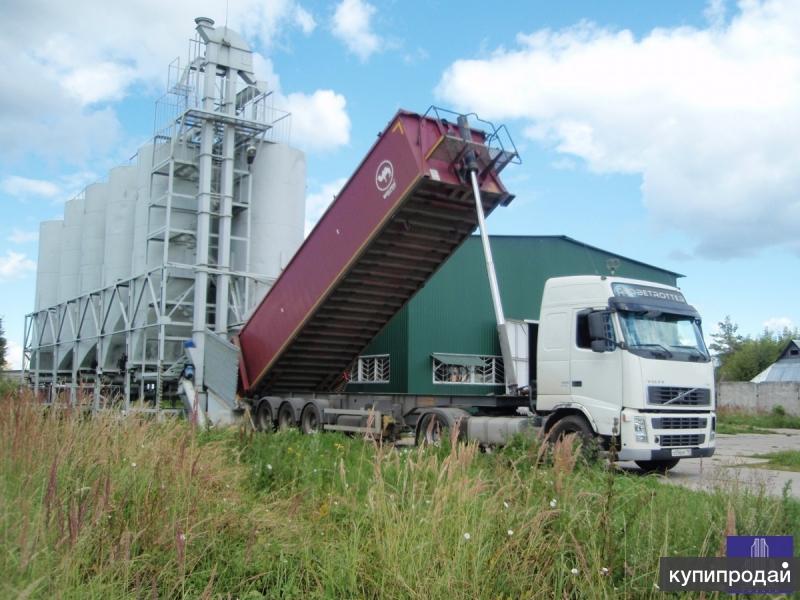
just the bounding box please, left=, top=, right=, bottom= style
left=749, top=450, right=800, bottom=473
left=0, top=317, right=16, bottom=397
left=0, top=316, right=7, bottom=369
left=710, top=315, right=798, bottom=382
left=0, top=376, right=16, bottom=398
left=717, top=405, right=800, bottom=435
left=1, top=393, right=799, bottom=599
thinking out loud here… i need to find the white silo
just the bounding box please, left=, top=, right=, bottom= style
left=100, top=166, right=137, bottom=369
left=235, top=143, right=306, bottom=307
left=132, top=144, right=153, bottom=276
left=58, top=196, right=85, bottom=303
left=79, top=183, right=108, bottom=295
left=35, top=220, right=63, bottom=311
left=103, top=166, right=137, bottom=286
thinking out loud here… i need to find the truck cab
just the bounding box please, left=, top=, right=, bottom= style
left=535, top=275, right=715, bottom=470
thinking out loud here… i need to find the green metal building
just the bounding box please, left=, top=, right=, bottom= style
left=346, top=235, right=680, bottom=396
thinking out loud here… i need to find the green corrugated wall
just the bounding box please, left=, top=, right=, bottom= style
left=348, top=236, right=679, bottom=396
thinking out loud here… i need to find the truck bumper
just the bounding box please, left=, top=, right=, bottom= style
left=617, top=408, right=716, bottom=462
left=617, top=446, right=715, bottom=461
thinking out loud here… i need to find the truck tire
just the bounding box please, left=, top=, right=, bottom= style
left=277, top=402, right=295, bottom=431
left=301, top=403, right=322, bottom=434
left=635, top=459, right=680, bottom=473
left=416, top=413, right=447, bottom=446
left=546, top=414, right=598, bottom=458
left=255, top=400, right=274, bottom=432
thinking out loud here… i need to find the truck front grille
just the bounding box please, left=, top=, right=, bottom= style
left=652, top=417, right=707, bottom=430
left=648, top=386, right=711, bottom=406
left=659, top=434, right=705, bottom=447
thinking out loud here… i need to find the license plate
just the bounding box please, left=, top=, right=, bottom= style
left=671, top=448, right=692, bottom=457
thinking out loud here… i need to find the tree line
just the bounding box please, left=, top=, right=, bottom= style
left=710, top=316, right=798, bottom=382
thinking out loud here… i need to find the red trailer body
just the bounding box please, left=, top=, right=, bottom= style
left=237, top=109, right=514, bottom=396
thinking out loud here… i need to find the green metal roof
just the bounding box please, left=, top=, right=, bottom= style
left=480, top=235, right=685, bottom=279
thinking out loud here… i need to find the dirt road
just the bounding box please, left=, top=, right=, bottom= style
left=620, top=430, right=800, bottom=498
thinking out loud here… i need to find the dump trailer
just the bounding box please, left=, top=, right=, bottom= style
left=191, top=107, right=716, bottom=469
left=233, top=107, right=531, bottom=445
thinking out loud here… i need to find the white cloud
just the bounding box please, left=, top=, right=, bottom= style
left=1, top=172, right=100, bottom=205
left=2, top=1, right=324, bottom=164
left=61, top=62, right=139, bottom=105
left=332, top=0, right=382, bottom=61
left=5, top=340, right=23, bottom=370
left=1, top=176, right=61, bottom=199
left=763, top=317, right=794, bottom=332
left=435, top=0, right=800, bottom=259
left=8, top=229, right=39, bottom=244
left=305, top=178, right=347, bottom=235
left=0, top=251, right=36, bottom=282
left=286, top=91, right=351, bottom=152
left=704, top=0, right=728, bottom=29
left=294, top=5, right=317, bottom=34
left=252, top=54, right=351, bottom=152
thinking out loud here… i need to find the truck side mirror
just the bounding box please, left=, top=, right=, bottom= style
left=588, top=311, right=613, bottom=353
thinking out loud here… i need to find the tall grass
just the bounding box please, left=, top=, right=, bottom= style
left=717, top=405, right=800, bottom=434
left=1, top=392, right=266, bottom=598
left=2, top=391, right=799, bottom=598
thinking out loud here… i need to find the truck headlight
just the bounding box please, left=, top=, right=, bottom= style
left=710, top=415, right=716, bottom=440
left=633, top=416, right=648, bottom=443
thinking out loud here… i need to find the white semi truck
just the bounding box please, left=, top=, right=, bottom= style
left=190, top=108, right=715, bottom=472
left=532, top=275, right=715, bottom=471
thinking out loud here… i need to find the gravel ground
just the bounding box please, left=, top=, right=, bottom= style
left=619, top=429, right=800, bottom=498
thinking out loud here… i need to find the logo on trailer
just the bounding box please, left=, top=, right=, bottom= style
left=375, top=159, right=396, bottom=198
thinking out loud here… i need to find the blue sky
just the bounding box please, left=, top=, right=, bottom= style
left=2, top=0, right=799, bottom=368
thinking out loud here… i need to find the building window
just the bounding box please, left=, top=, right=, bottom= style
left=350, top=354, right=390, bottom=383
left=432, top=354, right=504, bottom=385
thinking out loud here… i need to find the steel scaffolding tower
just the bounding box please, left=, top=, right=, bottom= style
left=23, top=18, right=297, bottom=419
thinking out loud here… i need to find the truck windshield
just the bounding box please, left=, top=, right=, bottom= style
left=618, top=311, right=709, bottom=362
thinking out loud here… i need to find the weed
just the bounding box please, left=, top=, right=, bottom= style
left=1, top=395, right=799, bottom=598
left=748, top=450, right=800, bottom=472
left=717, top=406, right=800, bottom=433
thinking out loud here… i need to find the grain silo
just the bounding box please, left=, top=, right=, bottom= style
left=24, top=18, right=306, bottom=413
left=34, top=220, right=62, bottom=312
left=103, top=166, right=137, bottom=287
left=57, top=195, right=84, bottom=304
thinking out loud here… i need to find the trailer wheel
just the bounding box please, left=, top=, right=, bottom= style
left=301, top=403, right=322, bottom=434
left=635, top=459, right=680, bottom=474
left=255, top=401, right=274, bottom=432
left=277, top=403, right=295, bottom=431
left=416, top=413, right=447, bottom=447
left=546, top=414, right=599, bottom=459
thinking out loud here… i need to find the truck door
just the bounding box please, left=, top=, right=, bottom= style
left=536, top=310, right=571, bottom=403
left=570, top=309, right=622, bottom=436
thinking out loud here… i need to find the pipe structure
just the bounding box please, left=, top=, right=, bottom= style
left=458, top=115, right=517, bottom=392
left=215, top=68, right=236, bottom=333
left=191, top=40, right=217, bottom=396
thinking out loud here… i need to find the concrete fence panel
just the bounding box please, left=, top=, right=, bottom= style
left=718, top=381, right=800, bottom=415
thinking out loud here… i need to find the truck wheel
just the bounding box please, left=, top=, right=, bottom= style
left=255, top=401, right=274, bottom=432
left=546, top=414, right=599, bottom=458
left=635, top=459, right=680, bottom=473
left=277, top=403, right=295, bottom=431
left=416, top=413, right=447, bottom=447
left=301, top=403, right=322, bottom=434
